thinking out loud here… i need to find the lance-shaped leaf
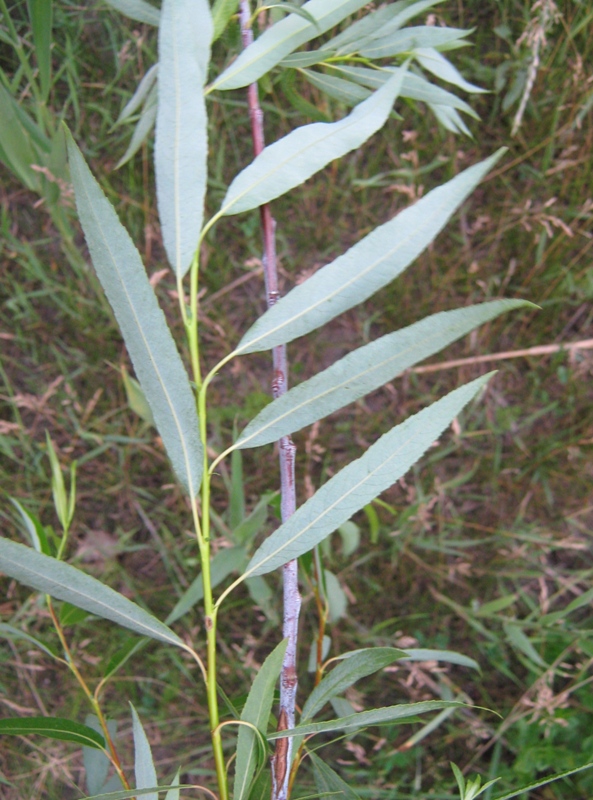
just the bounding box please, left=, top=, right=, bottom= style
left=210, top=0, right=371, bottom=91
left=268, top=700, right=466, bottom=739
left=310, top=753, right=362, bottom=800
left=131, top=704, right=158, bottom=800
left=236, top=301, right=529, bottom=449
left=212, top=0, right=239, bottom=42
left=361, top=0, right=444, bottom=43
left=243, top=374, right=493, bottom=578
left=236, top=150, right=505, bottom=354
left=234, top=639, right=287, bottom=800
left=27, top=0, right=53, bottom=102
left=324, top=1, right=410, bottom=52
left=67, top=133, right=202, bottom=496
left=359, top=25, right=473, bottom=59
left=302, top=648, right=407, bottom=721
left=221, top=69, right=405, bottom=216
left=156, top=0, right=212, bottom=278
left=414, top=47, right=486, bottom=94
left=0, top=538, right=187, bottom=650
left=302, top=69, right=370, bottom=105
left=0, top=717, right=105, bottom=750
left=103, top=0, right=160, bottom=26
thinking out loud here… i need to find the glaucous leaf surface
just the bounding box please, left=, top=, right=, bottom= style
left=236, top=151, right=505, bottom=354
left=116, top=63, right=158, bottom=125
left=236, top=301, right=529, bottom=448
left=83, top=716, right=117, bottom=795
left=243, top=374, right=493, bottom=577
left=156, top=0, right=211, bottom=278
left=234, top=639, right=287, bottom=800
left=324, top=1, right=409, bottom=52
left=400, top=648, right=480, bottom=671
left=103, top=0, right=160, bottom=25
left=0, top=717, right=105, bottom=749
left=210, top=0, right=372, bottom=91
left=359, top=25, right=473, bottom=58
left=414, top=47, right=486, bottom=93
left=67, top=133, right=203, bottom=496
left=221, top=69, right=405, bottom=216
left=0, top=539, right=187, bottom=649
left=131, top=704, right=158, bottom=800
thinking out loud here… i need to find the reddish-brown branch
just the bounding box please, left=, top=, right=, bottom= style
left=239, top=4, right=301, bottom=799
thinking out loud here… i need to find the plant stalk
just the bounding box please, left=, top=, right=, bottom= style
left=239, top=4, right=301, bottom=799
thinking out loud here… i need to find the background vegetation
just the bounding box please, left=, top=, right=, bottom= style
left=0, top=0, right=592, bottom=798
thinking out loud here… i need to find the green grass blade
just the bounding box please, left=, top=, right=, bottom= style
left=310, top=752, right=362, bottom=800
left=131, top=704, right=158, bottom=800
left=0, top=538, right=187, bottom=649
left=0, top=84, right=43, bottom=191
left=236, top=151, right=505, bottom=354
left=236, top=301, right=530, bottom=448
left=234, top=639, right=288, bottom=800
left=302, top=648, right=407, bottom=721
left=67, top=132, right=203, bottom=496
left=492, top=762, right=593, bottom=800
left=103, top=0, right=160, bottom=25
left=210, top=0, right=372, bottom=92
left=243, top=374, right=493, bottom=577
left=269, top=700, right=466, bottom=738
left=359, top=25, right=473, bottom=59
left=156, top=0, right=212, bottom=278
left=221, top=69, right=405, bottom=216
left=26, top=0, right=52, bottom=101
left=0, top=716, right=105, bottom=750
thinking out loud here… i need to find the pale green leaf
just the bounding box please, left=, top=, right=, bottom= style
left=301, top=69, right=370, bottom=105
left=361, top=0, right=444, bottom=43
left=310, top=752, right=362, bottom=800
left=83, top=716, right=117, bottom=795
left=279, top=48, right=335, bottom=68
left=324, top=1, right=410, bottom=52
left=234, top=639, right=287, bottom=800
left=9, top=497, right=51, bottom=555
left=210, top=0, right=373, bottom=91
left=0, top=717, right=105, bottom=749
left=430, top=102, right=472, bottom=135
left=103, top=0, right=160, bottom=26
left=212, top=0, right=238, bottom=41
left=415, top=47, right=486, bottom=93
left=324, top=570, right=347, bottom=622
left=122, top=366, right=155, bottom=426
left=302, top=647, right=406, bottom=721
left=67, top=132, right=203, bottom=496
left=236, top=301, right=528, bottom=448
left=491, top=763, right=593, bottom=800
left=131, top=704, right=158, bottom=800
left=164, top=768, right=181, bottom=800
left=78, top=788, right=195, bottom=800
left=0, top=623, right=59, bottom=660
left=0, top=538, right=187, bottom=649
left=400, top=648, right=480, bottom=671
left=269, top=700, right=466, bottom=738
left=116, top=64, right=158, bottom=125
left=156, top=0, right=212, bottom=279
left=116, top=87, right=157, bottom=168
left=221, top=68, right=405, bottom=216
left=236, top=151, right=504, bottom=354
left=359, top=26, right=473, bottom=59
left=243, top=374, right=493, bottom=577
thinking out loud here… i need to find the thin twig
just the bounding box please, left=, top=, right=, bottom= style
left=238, top=5, right=301, bottom=800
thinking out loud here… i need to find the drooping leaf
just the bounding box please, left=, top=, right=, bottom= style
left=235, top=151, right=504, bottom=354
left=0, top=623, right=59, bottom=660
left=221, top=68, right=405, bottom=216
left=360, top=0, right=444, bottom=43
left=0, top=538, right=187, bottom=649
left=83, top=716, right=117, bottom=795
left=234, top=639, right=287, bottom=800
left=210, top=0, right=373, bottom=91
left=67, top=132, right=203, bottom=496
left=242, top=374, right=493, bottom=577
left=429, top=102, right=472, bottom=135
left=268, top=700, right=466, bottom=738
left=9, top=497, right=51, bottom=555
left=359, top=25, right=473, bottom=59
left=131, top=704, right=158, bottom=800
left=0, top=717, right=105, bottom=750
left=155, top=0, right=212, bottom=278
left=236, top=300, right=529, bottom=448
left=103, top=0, right=160, bottom=26
left=310, top=752, right=362, bottom=800
left=414, top=47, right=486, bottom=94
left=400, top=648, right=480, bottom=671
left=26, top=0, right=53, bottom=101
left=279, top=48, right=335, bottom=68
left=301, top=647, right=407, bottom=721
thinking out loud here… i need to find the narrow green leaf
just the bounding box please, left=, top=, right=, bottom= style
left=302, top=648, right=406, bottom=721
left=236, top=301, right=529, bottom=448
left=400, top=649, right=480, bottom=671
left=164, top=768, right=181, bottom=800
left=0, top=717, right=105, bottom=750
left=156, top=0, right=212, bottom=279
left=361, top=0, right=443, bottom=42
left=26, top=0, right=53, bottom=101
left=221, top=69, right=405, bottom=216
left=279, top=48, right=335, bottom=68
left=236, top=151, right=504, bottom=354
left=430, top=102, right=472, bottom=136
left=246, top=575, right=279, bottom=624
left=324, top=570, right=347, bottom=622
left=212, top=0, right=239, bottom=42
left=0, top=538, right=187, bottom=649
left=116, top=63, right=158, bottom=125
left=103, top=0, right=160, bottom=26
left=166, top=546, right=246, bottom=624
left=234, top=639, right=288, bottom=800
left=83, top=716, right=117, bottom=795
left=310, top=752, right=362, bottom=800
left=210, top=0, right=372, bottom=91
left=243, top=374, right=493, bottom=577
left=0, top=84, right=43, bottom=191
left=46, top=432, right=71, bottom=532
left=269, top=700, right=466, bottom=738
left=492, top=761, right=593, bottom=800
left=131, top=704, right=158, bottom=800
left=503, top=622, right=547, bottom=669
left=359, top=26, right=473, bottom=59
left=415, top=47, right=486, bottom=93
left=0, top=623, right=59, bottom=659
left=122, top=366, right=155, bottom=426
left=324, top=1, right=410, bottom=52
left=116, top=88, right=157, bottom=168
left=79, top=785, right=195, bottom=800
left=67, top=132, right=203, bottom=496
left=301, top=69, right=370, bottom=106
left=9, top=497, right=51, bottom=555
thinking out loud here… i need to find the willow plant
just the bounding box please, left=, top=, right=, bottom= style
left=6, top=1, right=581, bottom=799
